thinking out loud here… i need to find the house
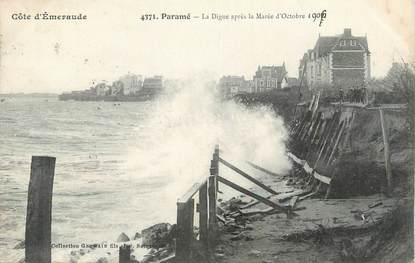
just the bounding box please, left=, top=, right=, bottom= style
left=218, top=76, right=252, bottom=98
left=142, top=76, right=164, bottom=95
left=118, top=74, right=142, bottom=95
left=287, top=77, right=300, bottom=88
left=253, top=64, right=288, bottom=92
left=111, top=80, right=124, bottom=95
left=95, top=83, right=110, bottom=96
left=299, top=28, right=371, bottom=90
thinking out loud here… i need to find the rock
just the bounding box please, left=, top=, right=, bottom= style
left=14, top=240, right=25, bottom=249
left=141, top=223, right=172, bottom=248
left=96, top=258, right=109, bottom=263
left=245, top=224, right=254, bottom=230
left=134, top=232, right=142, bottom=240
left=230, top=234, right=243, bottom=241
left=244, top=235, right=254, bottom=241
left=215, top=246, right=225, bottom=254
left=248, top=249, right=261, bottom=257
left=215, top=252, right=225, bottom=259
left=117, top=232, right=130, bottom=242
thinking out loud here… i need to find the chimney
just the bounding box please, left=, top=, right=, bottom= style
left=344, top=28, right=352, bottom=37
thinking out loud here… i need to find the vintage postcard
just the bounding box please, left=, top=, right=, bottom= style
left=0, top=0, right=414, bottom=262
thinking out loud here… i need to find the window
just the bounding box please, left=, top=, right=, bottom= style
left=350, top=40, right=357, bottom=46
left=340, top=40, right=346, bottom=46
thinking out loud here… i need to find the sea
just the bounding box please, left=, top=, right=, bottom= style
left=0, top=88, right=290, bottom=262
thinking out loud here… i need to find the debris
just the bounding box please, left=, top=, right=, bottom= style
left=368, top=201, right=383, bottom=209
left=217, top=214, right=227, bottom=224
left=277, top=189, right=310, bottom=202
left=230, top=231, right=254, bottom=241
left=289, top=196, right=299, bottom=209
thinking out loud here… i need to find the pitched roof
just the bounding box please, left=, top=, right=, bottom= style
left=255, top=65, right=287, bottom=82
left=314, top=36, right=338, bottom=57
left=313, top=29, right=370, bottom=58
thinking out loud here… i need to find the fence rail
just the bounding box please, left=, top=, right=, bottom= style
left=175, top=145, right=219, bottom=262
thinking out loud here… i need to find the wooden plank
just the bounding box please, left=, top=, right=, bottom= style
left=379, top=109, right=392, bottom=194
left=306, top=113, right=323, bottom=154
left=321, top=117, right=342, bottom=162
left=313, top=119, right=327, bottom=150
left=303, top=162, right=313, bottom=174
left=176, top=199, right=194, bottom=263
left=240, top=207, right=274, bottom=215
left=25, top=156, right=56, bottom=263
left=327, top=121, right=346, bottom=165
left=198, top=182, right=208, bottom=249
left=312, top=92, right=321, bottom=118
left=216, top=175, right=288, bottom=213
left=246, top=161, right=279, bottom=176
left=119, top=245, right=131, bottom=263
left=240, top=194, right=274, bottom=209
left=208, top=175, right=217, bottom=248
left=219, top=157, right=278, bottom=195
left=286, top=153, right=331, bottom=185
left=289, top=196, right=299, bottom=209
left=157, top=255, right=176, bottom=263
left=313, top=171, right=331, bottom=184
left=276, top=189, right=310, bottom=202
left=287, top=152, right=305, bottom=166
left=178, top=182, right=201, bottom=204
left=314, top=112, right=339, bottom=167
left=216, top=214, right=226, bottom=224
left=298, top=191, right=318, bottom=201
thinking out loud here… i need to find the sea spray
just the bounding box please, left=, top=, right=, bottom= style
left=126, top=76, right=291, bottom=223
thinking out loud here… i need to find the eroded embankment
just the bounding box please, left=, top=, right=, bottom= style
left=289, top=102, right=413, bottom=198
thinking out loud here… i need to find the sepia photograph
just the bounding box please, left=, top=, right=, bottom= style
left=0, top=0, right=414, bottom=262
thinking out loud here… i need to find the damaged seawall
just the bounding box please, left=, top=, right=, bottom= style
left=289, top=101, right=413, bottom=198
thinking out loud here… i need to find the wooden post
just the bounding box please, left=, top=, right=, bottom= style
left=214, top=145, right=220, bottom=191
left=198, top=181, right=208, bottom=250
left=176, top=199, right=194, bottom=263
left=119, top=245, right=131, bottom=263
left=379, top=109, right=392, bottom=195
left=25, top=156, right=56, bottom=263
left=208, top=175, right=217, bottom=249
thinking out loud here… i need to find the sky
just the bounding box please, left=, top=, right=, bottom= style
left=0, top=0, right=414, bottom=93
